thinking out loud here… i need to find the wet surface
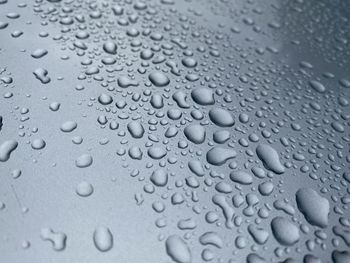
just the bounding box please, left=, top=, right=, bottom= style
left=0, top=0, right=349, bottom=262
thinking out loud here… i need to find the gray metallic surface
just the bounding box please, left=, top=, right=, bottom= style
left=0, top=0, right=349, bottom=262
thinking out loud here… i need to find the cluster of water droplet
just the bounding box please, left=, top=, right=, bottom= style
left=0, top=0, right=349, bottom=262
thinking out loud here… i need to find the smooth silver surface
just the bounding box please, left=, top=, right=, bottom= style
left=0, top=0, right=349, bottom=262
